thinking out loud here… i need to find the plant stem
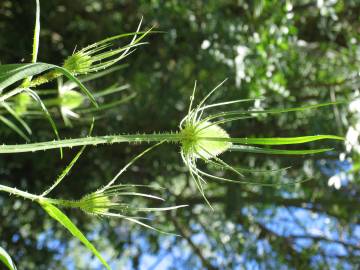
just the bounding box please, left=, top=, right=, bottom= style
left=0, top=133, right=183, bottom=153
left=0, top=184, right=84, bottom=208
left=0, top=184, right=39, bottom=200
left=28, top=71, right=62, bottom=87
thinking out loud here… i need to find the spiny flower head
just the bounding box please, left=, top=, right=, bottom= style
left=63, top=19, right=151, bottom=75
left=74, top=185, right=186, bottom=233
left=178, top=80, right=344, bottom=207
left=77, top=190, right=113, bottom=215
left=180, top=120, right=231, bottom=159
left=63, top=52, right=92, bottom=75
left=77, top=185, right=164, bottom=216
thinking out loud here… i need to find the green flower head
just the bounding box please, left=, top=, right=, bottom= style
left=63, top=19, right=152, bottom=75
left=178, top=80, right=343, bottom=207
left=74, top=185, right=186, bottom=233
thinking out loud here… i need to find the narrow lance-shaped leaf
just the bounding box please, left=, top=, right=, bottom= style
left=202, top=135, right=344, bottom=145
left=1, top=102, right=32, bottom=135
left=203, top=101, right=346, bottom=122
left=0, top=247, right=17, bottom=270
left=0, top=115, right=30, bottom=141
left=0, top=63, right=97, bottom=106
left=0, top=63, right=53, bottom=93
left=39, top=201, right=110, bottom=270
left=22, top=0, right=40, bottom=86
left=31, top=0, right=40, bottom=64
left=230, top=145, right=333, bottom=155
left=23, top=88, right=63, bottom=157
left=41, top=119, right=93, bottom=196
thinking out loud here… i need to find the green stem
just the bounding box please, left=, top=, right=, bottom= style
left=0, top=184, right=39, bottom=200
left=0, top=133, right=183, bottom=153
left=0, top=184, right=83, bottom=208
left=28, top=70, right=62, bottom=87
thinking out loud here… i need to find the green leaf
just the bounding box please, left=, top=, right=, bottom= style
left=1, top=102, right=32, bottom=135
left=22, top=0, right=40, bottom=86
left=204, top=102, right=346, bottom=122
left=0, top=63, right=54, bottom=93
left=32, top=0, right=40, bottom=64
left=0, top=115, right=30, bottom=141
left=41, top=145, right=86, bottom=196
left=41, top=120, right=93, bottom=196
left=0, top=63, right=97, bottom=106
left=24, top=89, right=59, bottom=138
left=40, top=201, right=110, bottom=270
left=0, top=246, right=17, bottom=270
left=230, top=145, right=333, bottom=155
left=203, top=135, right=344, bottom=145
left=77, top=93, right=136, bottom=114
left=55, top=66, right=98, bottom=107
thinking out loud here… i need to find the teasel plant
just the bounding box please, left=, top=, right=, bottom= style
left=0, top=1, right=344, bottom=207
left=0, top=1, right=165, bottom=269
left=0, top=80, right=344, bottom=205
left=0, top=134, right=186, bottom=270
left=0, top=1, right=346, bottom=269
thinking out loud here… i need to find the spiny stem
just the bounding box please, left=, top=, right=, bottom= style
left=0, top=133, right=183, bottom=153
left=0, top=184, right=84, bottom=208
left=28, top=70, right=62, bottom=87
left=0, top=184, right=39, bottom=201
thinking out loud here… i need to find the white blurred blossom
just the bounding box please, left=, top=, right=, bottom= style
left=345, top=126, right=360, bottom=153
left=328, top=174, right=341, bottom=189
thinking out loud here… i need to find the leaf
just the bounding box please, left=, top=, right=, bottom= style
left=63, top=65, right=128, bottom=92
left=0, top=246, right=17, bottom=270
left=24, top=89, right=60, bottom=139
left=41, top=120, right=93, bottom=196
left=41, top=145, right=86, bottom=196
left=32, top=0, right=40, bottom=64
left=77, top=93, right=136, bottom=114
left=204, top=101, right=346, bottom=122
left=23, top=88, right=63, bottom=157
left=0, top=63, right=53, bottom=93
left=0, top=115, right=29, bottom=141
left=40, top=201, right=110, bottom=270
left=22, top=0, right=40, bottom=86
left=1, top=102, right=32, bottom=135
left=204, top=135, right=344, bottom=145
left=0, top=63, right=97, bottom=106
left=230, top=145, right=333, bottom=155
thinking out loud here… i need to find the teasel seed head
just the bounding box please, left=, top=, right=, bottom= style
left=62, top=18, right=151, bottom=76
left=177, top=80, right=343, bottom=207
left=180, top=121, right=232, bottom=160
